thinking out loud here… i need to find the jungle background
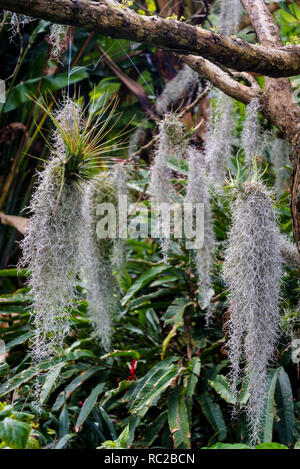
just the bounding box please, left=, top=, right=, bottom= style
left=0, top=0, right=299, bottom=450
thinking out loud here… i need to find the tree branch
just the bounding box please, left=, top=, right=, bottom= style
left=2, top=0, right=300, bottom=77
left=180, top=55, right=259, bottom=104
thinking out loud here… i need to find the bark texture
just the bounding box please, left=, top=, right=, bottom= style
left=1, top=0, right=300, bottom=77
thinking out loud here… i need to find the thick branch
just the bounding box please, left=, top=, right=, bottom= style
left=2, top=0, right=300, bottom=77
left=241, top=0, right=300, bottom=142
left=180, top=55, right=258, bottom=104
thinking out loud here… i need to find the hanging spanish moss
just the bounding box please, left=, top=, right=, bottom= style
left=223, top=180, right=282, bottom=444
left=279, top=234, right=300, bottom=268
left=78, top=177, right=117, bottom=351
left=20, top=97, right=121, bottom=373
left=205, top=90, right=234, bottom=186
left=127, top=127, right=145, bottom=158
left=156, top=65, right=200, bottom=115
left=241, top=97, right=260, bottom=167
left=48, top=24, right=68, bottom=61
left=185, top=147, right=215, bottom=324
left=269, top=137, right=291, bottom=198
left=112, top=162, right=129, bottom=274
left=149, top=114, right=187, bottom=261
left=219, top=0, right=243, bottom=35
left=19, top=157, right=81, bottom=368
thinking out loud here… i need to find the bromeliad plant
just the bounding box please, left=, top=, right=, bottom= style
left=19, top=95, right=126, bottom=374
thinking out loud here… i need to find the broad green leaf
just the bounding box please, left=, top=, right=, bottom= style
left=259, top=368, right=281, bottom=443
left=40, top=363, right=65, bottom=404
left=5, top=332, right=32, bottom=351
left=255, top=442, right=288, bottom=449
left=274, top=367, right=294, bottom=447
left=163, top=297, right=192, bottom=328
left=0, top=269, right=28, bottom=277
left=55, top=433, right=76, bottom=449
left=99, top=407, right=117, bottom=440
left=139, top=411, right=168, bottom=447
left=198, top=392, right=227, bottom=441
left=121, top=265, right=170, bottom=305
left=127, top=357, right=178, bottom=416
left=168, top=387, right=191, bottom=449
left=59, top=404, right=69, bottom=438
left=204, top=442, right=249, bottom=449
left=0, top=417, right=31, bottom=449
left=3, top=70, right=88, bottom=113
left=0, top=357, right=66, bottom=397
left=52, top=366, right=103, bottom=412
left=185, top=357, right=201, bottom=422
left=75, top=382, right=106, bottom=430
left=208, top=374, right=235, bottom=405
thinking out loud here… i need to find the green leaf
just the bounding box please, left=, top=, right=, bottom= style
left=59, top=404, right=69, bottom=438
left=55, top=433, right=76, bottom=449
left=168, top=387, right=191, bottom=449
left=121, top=265, right=170, bottom=305
left=75, top=382, right=106, bottom=430
left=259, top=368, right=281, bottom=443
left=40, top=363, right=65, bottom=404
left=204, top=442, right=250, bottom=449
left=0, top=269, right=28, bottom=277
left=2, top=70, right=88, bottom=113
left=139, top=411, right=168, bottom=447
left=52, top=366, right=103, bottom=412
left=185, top=357, right=201, bottom=422
left=255, top=442, right=288, bottom=449
left=198, top=392, right=227, bottom=441
left=208, top=374, right=235, bottom=405
left=5, top=332, right=32, bottom=351
left=162, top=297, right=192, bottom=328
left=274, top=367, right=294, bottom=447
left=0, top=417, right=31, bottom=449
left=99, top=407, right=117, bottom=440
left=127, top=357, right=178, bottom=416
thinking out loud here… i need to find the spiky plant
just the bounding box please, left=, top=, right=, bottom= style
left=185, top=147, right=215, bottom=324
left=205, top=90, right=234, bottom=186
left=20, top=96, right=122, bottom=371
left=223, top=179, right=282, bottom=444
left=156, top=65, right=200, bottom=114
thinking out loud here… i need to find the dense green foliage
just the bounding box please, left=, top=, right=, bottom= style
left=0, top=0, right=300, bottom=450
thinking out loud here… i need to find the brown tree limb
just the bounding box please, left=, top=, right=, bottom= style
left=241, top=0, right=300, bottom=255
left=2, top=0, right=300, bottom=77
left=180, top=55, right=259, bottom=104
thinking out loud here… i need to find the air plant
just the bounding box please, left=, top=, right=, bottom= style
left=205, top=90, right=234, bottom=186
left=156, top=65, right=200, bottom=115
left=223, top=178, right=282, bottom=444
left=185, top=147, right=215, bottom=324
left=20, top=95, right=123, bottom=373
